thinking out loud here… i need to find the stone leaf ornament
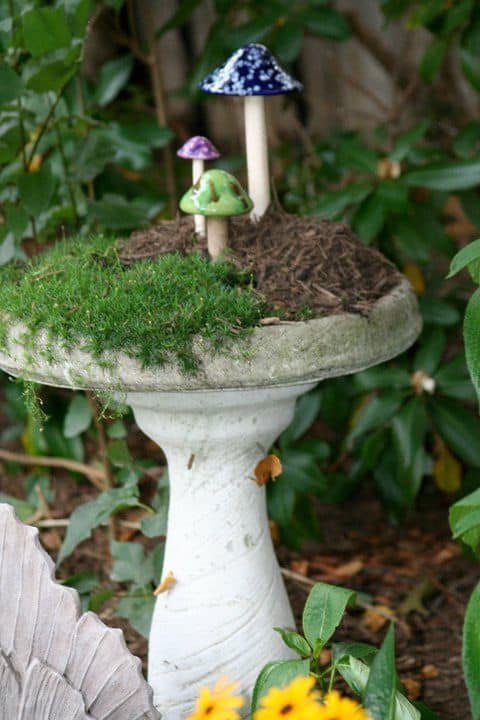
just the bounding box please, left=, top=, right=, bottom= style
left=0, top=503, right=159, bottom=720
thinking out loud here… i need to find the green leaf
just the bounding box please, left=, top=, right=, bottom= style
left=313, top=183, right=372, bottom=218
left=338, top=137, right=378, bottom=173
left=6, top=204, right=29, bottom=241
left=465, top=288, right=480, bottom=405
left=0, top=494, right=35, bottom=521
left=389, top=121, right=430, bottom=162
left=110, top=540, right=155, bottom=586
left=280, top=448, right=326, bottom=494
left=18, top=164, right=55, bottom=216
left=413, top=327, right=445, bottom=374
left=251, top=659, right=310, bottom=713
left=267, top=477, right=296, bottom=526
left=391, top=398, right=427, bottom=473
left=463, top=582, right=480, bottom=719
left=338, top=655, right=421, bottom=720
left=94, top=54, right=133, bottom=107
left=349, top=392, right=405, bottom=440
left=70, top=132, right=115, bottom=183
left=430, top=396, right=480, bottom=467
left=454, top=122, right=480, bottom=159
left=107, top=438, right=131, bottom=467
left=448, top=238, right=480, bottom=278
left=88, top=194, right=150, bottom=231
left=354, top=367, right=411, bottom=393
left=461, top=47, right=480, bottom=92
left=418, top=296, right=460, bottom=326
left=304, top=7, right=351, bottom=41
left=58, top=486, right=141, bottom=564
left=280, top=389, right=322, bottom=447
left=23, top=45, right=81, bottom=92
left=116, top=585, right=155, bottom=638
left=272, top=21, right=303, bottom=63
left=302, top=582, right=355, bottom=649
left=141, top=508, right=168, bottom=537
left=22, top=7, right=71, bottom=57
left=0, top=62, right=24, bottom=104
left=365, top=626, right=397, bottom=720
left=69, top=0, right=92, bottom=36
left=450, top=488, right=480, bottom=553
left=274, top=628, right=312, bottom=657
left=419, top=38, right=448, bottom=83
left=352, top=192, right=385, bottom=243
left=63, top=393, right=92, bottom=437
left=405, top=159, right=480, bottom=191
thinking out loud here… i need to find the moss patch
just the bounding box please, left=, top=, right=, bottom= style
left=0, top=235, right=266, bottom=371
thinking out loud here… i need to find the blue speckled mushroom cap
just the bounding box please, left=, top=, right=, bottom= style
left=198, top=43, right=303, bottom=96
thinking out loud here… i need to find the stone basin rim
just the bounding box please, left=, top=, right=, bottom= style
left=0, top=278, right=421, bottom=393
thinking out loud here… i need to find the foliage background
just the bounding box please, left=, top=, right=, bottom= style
left=1, top=0, right=480, bottom=641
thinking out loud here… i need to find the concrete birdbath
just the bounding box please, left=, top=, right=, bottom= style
left=0, top=43, right=422, bottom=720
left=0, top=278, right=420, bottom=718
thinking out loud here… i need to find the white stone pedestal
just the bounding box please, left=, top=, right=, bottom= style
left=129, top=384, right=315, bottom=718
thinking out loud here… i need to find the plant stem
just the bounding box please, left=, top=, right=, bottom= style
left=141, top=0, right=177, bottom=216
left=53, top=111, right=80, bottom=228
left=0, top=447, right=106, bottom=488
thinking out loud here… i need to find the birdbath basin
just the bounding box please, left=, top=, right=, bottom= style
left=0, top=277, right=421, bottom=718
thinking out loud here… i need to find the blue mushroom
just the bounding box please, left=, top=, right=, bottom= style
left=198, top=44, right=303, bottom=220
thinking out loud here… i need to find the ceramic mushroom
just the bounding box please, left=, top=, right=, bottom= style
left=198, top=43, right=302, bottom=220
left=177, top=136, right=220, bottom=237
left=180, top=168, right=252, bottom=260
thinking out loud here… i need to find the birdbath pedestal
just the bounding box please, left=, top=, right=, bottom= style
left=0, top=278, right=421, bottom=719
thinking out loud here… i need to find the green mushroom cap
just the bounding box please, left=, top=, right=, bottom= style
left=180, top=169, right=253, bottom=217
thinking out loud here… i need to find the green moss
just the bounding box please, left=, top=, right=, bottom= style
left=0, top=234, right=267, bottom=372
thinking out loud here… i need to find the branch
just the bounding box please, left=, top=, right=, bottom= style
left=342, top=9, right=412, bottom=90
left=0, top=447, right=106, bottom=489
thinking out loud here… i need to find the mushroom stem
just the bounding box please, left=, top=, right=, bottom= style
left=244, top=95, right=270, bottom=220
left=192, top=158, right=205, bottom=236
left=207, top=217, right=228, bottom=260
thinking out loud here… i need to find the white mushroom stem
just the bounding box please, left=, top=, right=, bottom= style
left=244, top=95, right=270, bottom=221
left=207, top=217, right=227, bottom=260
left=192, top=158, right=205, bottom=236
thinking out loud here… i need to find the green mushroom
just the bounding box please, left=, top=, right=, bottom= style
left=180, top=169, right=253, bottom=260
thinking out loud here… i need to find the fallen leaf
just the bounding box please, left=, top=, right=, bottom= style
left=433, top=437, right=462, bottom=494
left=153, top=571, right=176, bottom=596
left=290, top=559, right=309, bottom=576
left=403, top=262, right=425, bottom=295
left=363, top=604, right=395, bottom=633
left=254, top=454, right=282, bottom=485
left=400, top=677, right=422, bottom=701
left=332, top=559, right=363, bottom=579
left=432, top=543, right=461, bottom=565
left=269, top=520, right=280, bottom=544
left=421, top=664, right=439, bottom=679
left=319, top=648, right=331, bottom=666
left=260, top=316, right=281, bottom=325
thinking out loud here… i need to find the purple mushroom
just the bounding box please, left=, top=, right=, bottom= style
left=177, top=136, right=221, bottom=236
left=198, top=44, right=302, bottom=220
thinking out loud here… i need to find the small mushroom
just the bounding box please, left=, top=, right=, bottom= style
left=177, top=136, right=221, bottom=237
left=198, top=43, right=302, bottom=220
left=179, top=169, right=252, bottom=261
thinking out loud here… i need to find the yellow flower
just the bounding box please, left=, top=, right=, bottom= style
left=187, top=676, right=244, bottom=720
left=254, top=675, right=322, bottom=720
left=317, top=690, right=370, bottom=720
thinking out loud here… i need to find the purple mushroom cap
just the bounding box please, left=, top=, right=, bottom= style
left=198, top=43, right=303, bottom=96
left=177, top=136, right=221, bottom=160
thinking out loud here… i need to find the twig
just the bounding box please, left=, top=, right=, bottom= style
left=0, top=447, right=106, bottom=489
left=34, top=518, right=142, bottom=530
left=87, top=393, right=115, bottom=489
left=141, top=1, right=177, bottom=215
left=27, top=87, right=68, bottom=167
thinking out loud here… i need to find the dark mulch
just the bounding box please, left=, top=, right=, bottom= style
left=119, top=210, right=403, bottom=317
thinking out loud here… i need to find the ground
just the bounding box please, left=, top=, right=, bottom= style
left=0, top=406, right=476, bottom=720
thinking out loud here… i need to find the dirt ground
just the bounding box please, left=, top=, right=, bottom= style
left=0, top=415, right=476, bottom=720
